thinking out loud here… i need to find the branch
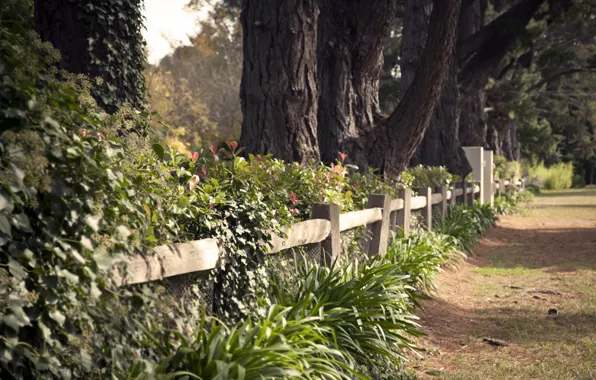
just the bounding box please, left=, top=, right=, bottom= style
left=528, top=67, right=596, bottom=92
left=458, top=0, right=545, bottom=64
left=458, top=0, right=546, bottom=94
left=372, top=0, right=462, bottom=177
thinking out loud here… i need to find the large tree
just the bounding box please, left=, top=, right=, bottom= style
left=239, top=0, right=320, bottom=163
left=316, top=0, right=398, bottom=169
left=370, top=0, right=463, bottom=177
left=34, top=0, right=146, bottom=112
left=240, top=0, right=462, bottom=178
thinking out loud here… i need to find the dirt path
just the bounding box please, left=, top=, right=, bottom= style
left=409, top=189, right=596, bottom=380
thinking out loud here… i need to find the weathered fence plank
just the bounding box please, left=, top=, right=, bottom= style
left=339, top=208, right=382, bottom=232
left=268, top=219, right=332, bottom=253
left=410, top=196, right=427, bottom=210
left=115, top=238, right=220, bottom=286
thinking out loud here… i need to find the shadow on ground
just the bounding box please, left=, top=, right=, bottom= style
left=471, top=225, right=596, bottom=271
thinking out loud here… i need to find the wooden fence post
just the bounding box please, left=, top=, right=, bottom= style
left=367, top=194, right=391, bottom=256
left=440, top=186, right=448, bottom=216
left=498, top=178, right=505, bottom=195
left=458, top=180, right=466, bottom=204
left=312, top=203, right=340, bottom=266
left=419, top=187, right=432, bottom=230
left=466, top=182, right=474, bottom=206
left=449, top=185, right=456, bottom=206
left=483, top=150, right=494, bottom=206
left=396, top=188, right=411, bottom=237
left=462, top=146, right=485, bottom=203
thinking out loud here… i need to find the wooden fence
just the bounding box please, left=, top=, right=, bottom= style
left=114, top=147, right=524, bottom=287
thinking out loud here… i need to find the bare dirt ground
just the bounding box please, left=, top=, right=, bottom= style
left=408, top=189, right=596, bottom=380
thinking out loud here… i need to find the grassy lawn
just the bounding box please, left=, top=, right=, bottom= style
left=409, top=188, right=596, bottom=380
left=523, top=187, right=596, bottom=220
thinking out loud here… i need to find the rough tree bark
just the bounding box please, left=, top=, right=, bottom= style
left=408, top=1, right=472, bottom=176
left=316, top=0, right=397, bottom=169
left=239, top=0, right=320, bottom=163
left=34, top=0, right=146, bottom=112
left=457, top=0, right=488, bottom=147
left=372, top=0, right=463, bottom=178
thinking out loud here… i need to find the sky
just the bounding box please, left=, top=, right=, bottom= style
left=142, top=0, right=208, bottom=64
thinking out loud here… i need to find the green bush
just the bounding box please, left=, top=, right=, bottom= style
left=126, top=306, right=351, bottom=379
left=384, top=230, right=464, bottom=300
left=494, top=155, right=521, bottom=180
left=572, top=174, right=586, bottom=188
left=269, top=257, right=420, bottom=370
left=528, top=162, right=573, bottom=190
left=525, top=183, right=541, bottom=195
left=433, top=203, right=496, bottom=252
left=493, top=195, right=518, bottom=215
left=400, top=165, right=459, bottom=190
left=516, top=189, right=535, bottom=203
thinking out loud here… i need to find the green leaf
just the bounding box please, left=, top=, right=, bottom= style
left=0, top=215, right=11, bottom=236
left=152, top=143, right=165, bottom=159
left=81, top=236, right=93, bottom=251
left=49, top=309, right=66, bottom=326
left=12, top=213, right=31, bottom=232
left=93, top=250, right=115, bottom=271
left=8, top=258, right=27, bottom=279
left=2, top=306, right=31, bottom=331
left=85, top=215, right=101, bottom=232
left=0, top=191, right=12, bottom=212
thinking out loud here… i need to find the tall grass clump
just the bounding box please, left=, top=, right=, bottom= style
left=269, top=257, right=421, bottom=371
left=127, top=306, right=352, bottom=379
left=528, top=162, right=573, bottom=190
left=433, top=203, right=496, bottom=252
left=383, top=230, right=464, bottom=300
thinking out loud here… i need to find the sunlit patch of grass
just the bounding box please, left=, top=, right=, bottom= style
left=522, top=188, right=596, bottom=220
left=472, top=266, right=538, bottom=276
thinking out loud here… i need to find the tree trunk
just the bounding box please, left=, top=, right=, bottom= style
left=407, top=1, right=471, bottom=176
left=316, top=0, right=397, bottom=169
left=34, top=0, right=146, bottom=112
left=239, top=0, right=320, bottom=163
left=457, top=0, right=488, bottom=147
left=372, top=0, right=463, bottom=178
left=499, top=119, right=521, bottom=161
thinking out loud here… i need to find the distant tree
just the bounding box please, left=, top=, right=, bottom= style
left=146, top=2, right=243, bottom=150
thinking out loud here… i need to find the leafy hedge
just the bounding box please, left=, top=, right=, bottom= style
left=1, top=4, right=499, bottom=378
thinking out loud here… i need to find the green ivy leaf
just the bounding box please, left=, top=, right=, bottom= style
left=49, top=309, right=66, bottom=327
left=152, top=143, right=165, bottom=160
left=81, top=236, right=93, bottom=251
left=85, top=215, right=101, bottom=232
left=8, top=258, right=27, bottom=279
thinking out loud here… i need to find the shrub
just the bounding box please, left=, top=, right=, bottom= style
left=268, top=257, right=421, bottom=370
left=433, top=203, right=496, bottom=252
left=516, top=189, right=535, bottom=203
left=400, top=165, right=459, bottom=190
left=572, top=174, right=586, bottom=188
left=494, top=155, right=521, bottom=180
left=528, top=162, right=573, bottom=190
left=384, top=230, right=464, bottom=300
left=126, top=306, right=352, bottom=379
left=525, top=183, right=541, bottom=195
left=493, top=195, right=518, bottom=215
